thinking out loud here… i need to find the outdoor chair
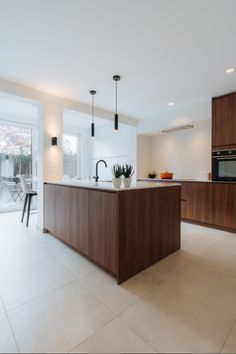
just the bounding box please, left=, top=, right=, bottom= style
left=20, top=175, right=37, bottom=227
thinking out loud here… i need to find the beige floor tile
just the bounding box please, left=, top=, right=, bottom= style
left=168, top=262, right=236, bottom=319
left=25, top=227, right=56, bottom=244
left=8, top=281, right=115, bottom=353
left=181, top=237, right=210, bottom=256
left=147, top=249, right=194, bottom=281
left=0, top=229, right=34, bottom=252
left=0, top=313, right=18, bottom=353
left=71, top=318, right=155, bottom=353
left=0, top=242, right=49, bottom=272
left=121, top=284, right=234, bottom=353
left=195, top=246, right=236, bottom=278
left=0, top=258, right=75, bottom=310
left=80, top=268, right=162, bottom=315
left=181, top=222, right=228, bottom=241
left=221, top=322, right=236, bottom=353
left=0, top=297, right=5, bottom=314
left=37, top=236, right=72, bottom=257
left=55, top=250, right=98, bottom=279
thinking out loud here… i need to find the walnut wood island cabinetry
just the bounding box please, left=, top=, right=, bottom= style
left=44, top=181, right=181, bottom=284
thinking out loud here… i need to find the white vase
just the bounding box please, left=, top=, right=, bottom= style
left=113, top=177, right=121, bottom=188
left=123, top=177, right=132, bottom=188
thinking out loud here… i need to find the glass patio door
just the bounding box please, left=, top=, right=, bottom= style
left=0, top=122, right=34, bottom=212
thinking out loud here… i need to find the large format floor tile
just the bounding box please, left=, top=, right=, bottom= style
left=80, top=268, right=162, bottom=315
left=0, top=313, right=18, bottom=353
left=71, top=318, right=155, bottom=353
left=195, top=246, right=236, bottom=277
left=168, top=262, right=236, bottom=319
left=55, top=249, right=98, bottom=279
left=0, top=258, right=75, bottom=310
left=0, top=241, right=49, bottom=272
left=0, top=297, right=5, bottom=314
left=36, top=236, right=72, bottom=257
left=1, top=212, right=236, bottom=354
left=146, top=249, right=194, bottom=281
left=121, top=284, right=234, bottom=353
left=222, top=322, right=236, bottom=353
left=8, top=281, right=115, bottom=353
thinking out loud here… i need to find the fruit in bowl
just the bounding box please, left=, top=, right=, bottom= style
left=159, top=171, right=174, bottom=179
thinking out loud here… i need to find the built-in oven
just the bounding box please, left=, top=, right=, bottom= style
left=212, top=149, right=236, bottom=181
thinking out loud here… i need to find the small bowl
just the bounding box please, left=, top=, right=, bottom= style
left=148, top=173, right=156, bottom=179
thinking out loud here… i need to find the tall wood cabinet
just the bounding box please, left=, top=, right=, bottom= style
left=212, top=92, right=236, bottom=148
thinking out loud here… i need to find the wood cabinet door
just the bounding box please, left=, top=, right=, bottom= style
left=44, top=184, right=55, bottom=233
left=212, top=184, right=236, bottom=230
left=44, top=185, right=90, bottom=255
left=159, top=186, right=180, bottom=258
left=89, top=190, right=118, bottom=274
left=54, top=185, right=70, bottom=243
left=212, top=94, right=236, bottom=147
left=182, top=183, right=213, bottom=224
left=69, top=188, right=89, bottom=256
left=180, top=182, right=190, bottom=219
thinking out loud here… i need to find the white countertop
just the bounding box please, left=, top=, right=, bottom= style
left=45, top=180, right=180, bottom=192
left=138, top=178, right=236, bottom=184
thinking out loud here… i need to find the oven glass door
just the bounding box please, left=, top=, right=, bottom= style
left=215, top=157, right=236, bottom=180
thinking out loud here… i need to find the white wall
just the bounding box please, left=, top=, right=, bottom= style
left=90, top=122, right=137, bottom=180
left=151, top=119, right=211, bottom=180
left=137, top=135, right=152, bottom=178
left=137, top=99, right=212, bottom=180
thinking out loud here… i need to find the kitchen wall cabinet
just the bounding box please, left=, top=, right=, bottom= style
left=212, top=92, right=236, bottom=148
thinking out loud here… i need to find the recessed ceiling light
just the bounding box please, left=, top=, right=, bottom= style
left=168, top=102, right=174, bottom=106
left=226, top=67, right=235, bottom=73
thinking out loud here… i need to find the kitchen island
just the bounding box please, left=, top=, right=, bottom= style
left=44, top=181, right=181, bottom=283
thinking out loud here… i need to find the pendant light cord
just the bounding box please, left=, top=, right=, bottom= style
left=115, top=80, right=117, bottom=114
left=92, top=94, right=94, bottom=123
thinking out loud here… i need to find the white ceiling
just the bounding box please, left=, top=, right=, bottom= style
left=0, top=0, right=236, bottom=121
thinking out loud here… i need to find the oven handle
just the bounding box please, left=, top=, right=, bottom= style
left=213, top=156, right=236, bottom=159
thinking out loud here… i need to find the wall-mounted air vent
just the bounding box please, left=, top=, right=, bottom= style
left=160, top=124, right=195, bottom=134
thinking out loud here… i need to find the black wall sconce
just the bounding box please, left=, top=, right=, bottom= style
left=51, top=137, right=57, bottom=146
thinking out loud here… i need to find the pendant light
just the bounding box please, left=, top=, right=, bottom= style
left=90, top=90, right=96, bottom=138
left=113, top=75, right=121, bottom=131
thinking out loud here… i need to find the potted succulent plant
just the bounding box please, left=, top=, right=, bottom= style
left=112, top=164, right=123, bottom=188
left=122, top=164, right=135, bottom=188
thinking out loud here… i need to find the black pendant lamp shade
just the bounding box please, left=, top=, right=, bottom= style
left=113, top=75, right=120, bottom=131
left=90, top=90, right=96, bottom=138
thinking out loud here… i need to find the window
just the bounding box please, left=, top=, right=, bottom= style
left=63, top=134, right=81, bottom=178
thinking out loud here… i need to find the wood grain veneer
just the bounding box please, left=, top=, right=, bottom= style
left=212, top=92, right=236, bottom=148
left=44, top=183, right=181, bottom=284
